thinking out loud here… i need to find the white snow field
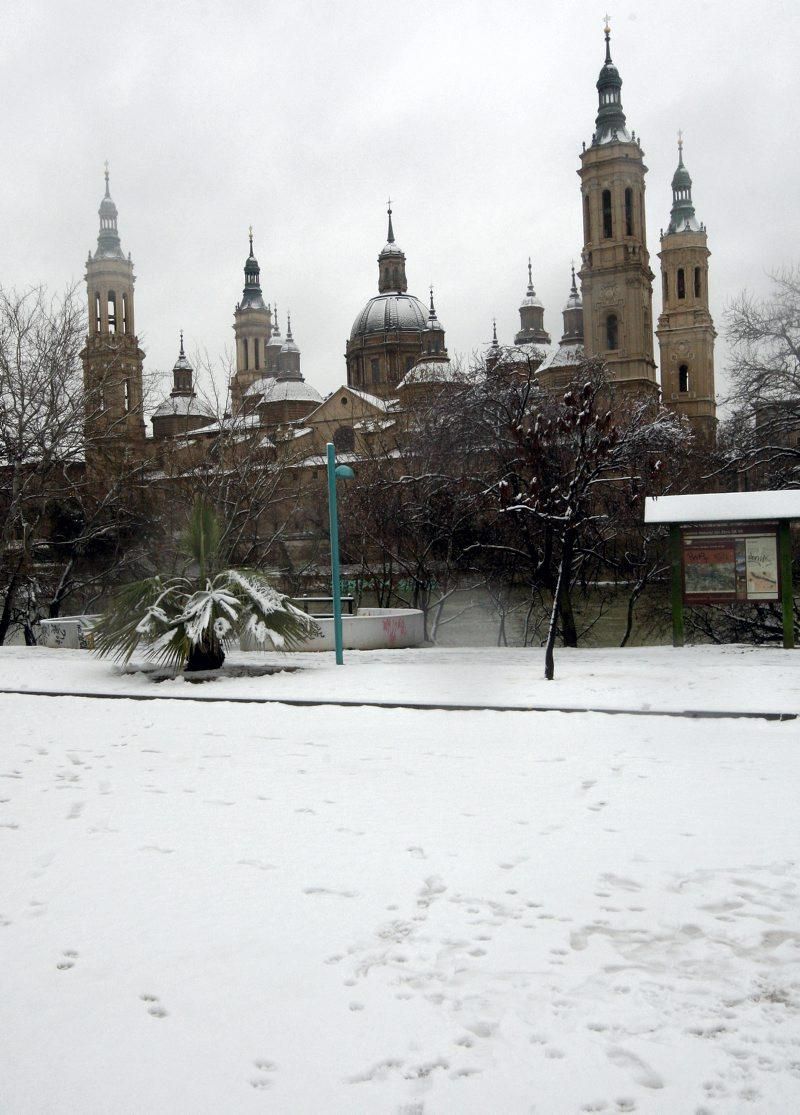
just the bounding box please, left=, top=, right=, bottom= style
left=0, top=647, right=799, bottom=1113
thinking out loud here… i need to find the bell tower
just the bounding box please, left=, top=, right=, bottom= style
left=577, top=21, right=657, bottom=397
left=231, top=229, right=272, bottom=412
left=656, top=135, right=716, bottom=441
left=81, top=165, right=146, bottom=461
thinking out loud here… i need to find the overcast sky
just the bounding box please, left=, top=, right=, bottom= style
left=1, top=0, right=797, bottom=413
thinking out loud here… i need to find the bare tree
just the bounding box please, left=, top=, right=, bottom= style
left=499, top=365, right=690, bottom=678
left=0, top=285, right=154, bottom=642
left=720, top=266, right=800, bottom=488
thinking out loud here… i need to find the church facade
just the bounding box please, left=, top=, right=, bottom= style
left=81, top=23, right=717, bottom=477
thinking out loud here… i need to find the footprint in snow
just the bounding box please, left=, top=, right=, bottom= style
left=606, top=1047, right=662, bottom=1089
left=303, top=886, right=358, bottom=898
left=140, top=993, right=168, bottom=1018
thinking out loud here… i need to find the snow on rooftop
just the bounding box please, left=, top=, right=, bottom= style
left=645, top=490, right=800, bottom=524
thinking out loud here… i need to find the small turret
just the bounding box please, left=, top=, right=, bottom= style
left=561, top=264, right=583, bottom=342
left=535, top=265, right=586, bottom=390
left=265, top=301, right=282, bottom=373
left=170, top=331, right=193, bottom=396
left=378, top=202, right=408, bottom=293
left=151, top=331, right=214, bottom=441
left=514, top=258, right=550, bottom=345
left=424, top=287, right=447, bottom=357
left=278, top=312, right=302, bottom=380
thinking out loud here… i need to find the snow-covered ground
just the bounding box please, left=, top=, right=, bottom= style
left=1, top=642, right=799, bottom=715
left=1, top=647, right=799, bottom=1113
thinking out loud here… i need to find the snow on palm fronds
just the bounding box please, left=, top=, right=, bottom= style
left=92, top=500, right=319, bottom=669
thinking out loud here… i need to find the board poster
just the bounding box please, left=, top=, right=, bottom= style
left=681, top=524, right=780, bottom=604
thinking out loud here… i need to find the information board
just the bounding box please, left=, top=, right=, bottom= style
left=682, top=525, right=780, bottom=604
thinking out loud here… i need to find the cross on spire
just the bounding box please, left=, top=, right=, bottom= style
left=386, top=198, right=395, bottom=244
left=103, top=160, right=110, bottom=196
left=179, top=329, right=185, bottom=357
left=248, top=225, right=254, bottom=255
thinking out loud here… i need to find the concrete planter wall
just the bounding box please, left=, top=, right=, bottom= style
left=37, top=616, right=101, bottom=650
left=241, top=607, right=425, bottom=653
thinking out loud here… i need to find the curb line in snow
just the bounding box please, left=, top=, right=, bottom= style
left=0, top=687, right=795, bottom=721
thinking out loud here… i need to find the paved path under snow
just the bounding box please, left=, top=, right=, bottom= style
left=1, top=643, right=799, bottom=716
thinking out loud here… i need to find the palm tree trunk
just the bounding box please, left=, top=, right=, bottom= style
left=186, top=636, right=225, bottom=671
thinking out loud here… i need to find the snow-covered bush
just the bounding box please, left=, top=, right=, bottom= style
left=91, top=500, right=319, bottom=670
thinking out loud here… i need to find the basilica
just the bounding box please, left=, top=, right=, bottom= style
left=80, top=23, right=717, bottom=477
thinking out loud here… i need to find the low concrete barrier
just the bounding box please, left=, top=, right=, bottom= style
left=241, top=607, right=425, bottom=652
left=37, top=608, right=426, bottom=655
left=38, top=616, right=101, bottom=650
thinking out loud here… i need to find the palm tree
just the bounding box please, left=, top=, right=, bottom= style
left=92, top=499, right=319, bottom=671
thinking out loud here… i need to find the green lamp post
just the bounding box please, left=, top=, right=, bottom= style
left=326, top=442, right=354, bottom=665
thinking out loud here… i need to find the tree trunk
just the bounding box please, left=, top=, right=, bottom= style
left=560, top=580, right=578, bottom=647
left=544, top=532, right=572, bottom=680
left=0, top=577, right=17, bottom=646
left=620, top=580, right=644, bottom=648
left=186, top=637, right=225, bottom=672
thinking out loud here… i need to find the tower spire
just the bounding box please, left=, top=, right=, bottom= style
left=94, top=163, right=124, bottom=260
left=592, top=16, right=629, bottom=144
left=179, top=328, right=185, bottom=358
left=667, top=132, right=700, bottom=233
left=240, top=229, right=264, bottom=308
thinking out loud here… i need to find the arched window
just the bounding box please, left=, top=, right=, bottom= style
left=107, top=291, right=116, bottom=334
left=333, top=425, right=355, bottom=452
left=94, top=291, right=101, bottom=333
left=254, top=338, right=260, bottom=370
left=662, top=271, right=669, bottom=302
left=677, top=268, right=686, bottom=299
left=694, top=267, right=702, bottom=298
left=405, top=355, right=415, bottom=372
left=624, top=188, right=634, bottom=236
left=242, top=338, right=249, bottom=370
left=370, top=358, right=380, bottom=384
left=606, top=313, right=619, bottom=351
left=679, top=364, right=690, bottom=393
left=602, top=189, right=613, bottom=238
left=584, top=194, right=591, bottom=242
left=121, top=293, right=128, bottom=334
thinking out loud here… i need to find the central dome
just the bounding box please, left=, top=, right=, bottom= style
left=350, top=292, right=428, bottom=341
